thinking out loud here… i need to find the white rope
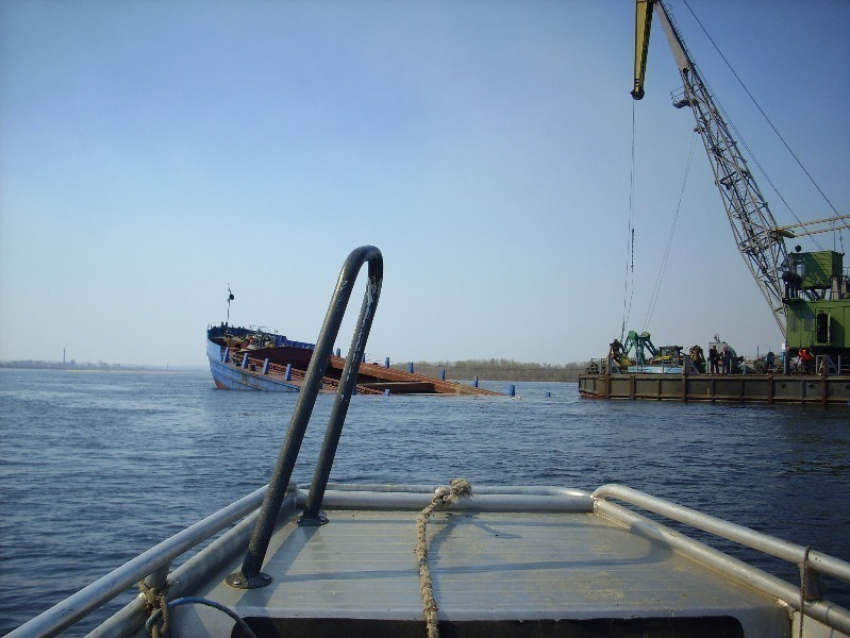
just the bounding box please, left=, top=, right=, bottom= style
left=415, top=479, right=472, bottom=638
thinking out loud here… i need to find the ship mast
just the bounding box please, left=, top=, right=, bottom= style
left=226, top=285, right=234, bottom=325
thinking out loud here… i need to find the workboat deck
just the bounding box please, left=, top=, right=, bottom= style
left=13, top=483, right=850, bottom=637
left=166, top=485, right=806, bottom=638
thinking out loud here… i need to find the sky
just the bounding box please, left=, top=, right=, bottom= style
left=1, top=0, right=848, bottom=368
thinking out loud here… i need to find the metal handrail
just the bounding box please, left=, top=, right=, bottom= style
left=225, top=245, right=383, bottom=589
left=5, top=485, right=271, bottom=638
left=593, top=484, right=850, bottom=635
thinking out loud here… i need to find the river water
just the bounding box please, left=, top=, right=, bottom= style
left=1, top=368, right=848, bottom=635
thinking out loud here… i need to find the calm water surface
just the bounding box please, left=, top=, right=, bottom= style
left=1, top=368, right=848, bottom=635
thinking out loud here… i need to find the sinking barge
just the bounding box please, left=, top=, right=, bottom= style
left=207, top=324, right=501, bottom=396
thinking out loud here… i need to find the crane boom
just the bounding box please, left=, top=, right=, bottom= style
left=772, top=214, right=850, bottom=239
left=631, top=0, right=789, bottom=337
left=631, top=0, right=653, bottom=100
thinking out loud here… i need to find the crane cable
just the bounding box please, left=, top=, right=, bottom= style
left=643, top=134, right=697, bottom=331
left=621, top=101, right=637, bottom=343
left=681, top=0, right=846, bottom=233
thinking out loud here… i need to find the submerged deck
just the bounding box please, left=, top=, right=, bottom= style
left=172, top=486, right=795, bottom=638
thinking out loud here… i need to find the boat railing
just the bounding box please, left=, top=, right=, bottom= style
left=232, top=345, right=384, bottom=395
left=4, top=485, right=276, bottom=638
left=225, top=245, right=384, bottom=589
left=593, top=484, right=850, bottom=636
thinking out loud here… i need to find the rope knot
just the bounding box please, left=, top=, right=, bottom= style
left=139, top=581, right=170, bottom=638
left=416, top=479, right=472, bottom=638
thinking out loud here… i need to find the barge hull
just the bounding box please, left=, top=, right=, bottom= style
left=579, top=373, right=850, bottom=404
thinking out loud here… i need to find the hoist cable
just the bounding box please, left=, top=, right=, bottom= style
left=622, top=101, right=637, bottom=343
left=682, top=0, right=841, bottom=219
left=643, top=134, right=697, bottom=330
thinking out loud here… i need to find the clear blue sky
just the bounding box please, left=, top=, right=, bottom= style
left=1, top=0, right=848, bottom=367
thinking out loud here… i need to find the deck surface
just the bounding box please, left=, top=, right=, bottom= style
left=185, top=504, right=789, bottom=637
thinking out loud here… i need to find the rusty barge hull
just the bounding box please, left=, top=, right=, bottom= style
left=579, top=372, right=850, bottom=405
left=207, top=324, right=501, bottom=396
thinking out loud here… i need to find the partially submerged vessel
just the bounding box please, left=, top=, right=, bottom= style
left=206, top=324, right=501, bottom=396
left=10, top=246, right=850, bottom=638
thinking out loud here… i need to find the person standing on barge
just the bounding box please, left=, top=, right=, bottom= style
left=721, top=346, right=732, bottom=374
left=709, top=344, right=719, bottom=374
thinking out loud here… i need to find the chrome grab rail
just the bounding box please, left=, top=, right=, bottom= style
left=593, top=484, right=850, bottom=635
left=226, top=245, right=383, bottom=589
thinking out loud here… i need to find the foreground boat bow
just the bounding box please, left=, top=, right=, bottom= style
left=10, top=482, right=850, bottom=637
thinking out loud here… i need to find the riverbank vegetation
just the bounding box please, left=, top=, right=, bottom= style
left=391, top=358, right=588, bottom=382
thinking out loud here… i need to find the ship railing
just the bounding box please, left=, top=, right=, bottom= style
left=593, top=484, right=850, bottom=636
left=232, top=350, right=383, bottom=395
left=815, top=354, right=849, bottom=376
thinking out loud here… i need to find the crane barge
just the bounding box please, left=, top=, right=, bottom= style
left=631, top=0, right=850, bottom=372
left=580, top=0, right=850, bottom=400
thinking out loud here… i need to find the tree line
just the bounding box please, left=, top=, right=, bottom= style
left=391, top=358, right=588, bottom=382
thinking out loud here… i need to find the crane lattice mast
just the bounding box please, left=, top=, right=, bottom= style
left=631, top=0, right=789, bottom=337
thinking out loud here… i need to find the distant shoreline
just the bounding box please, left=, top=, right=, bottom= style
left=64, top=368, right=206, bottom=374
left=0, top=362, right=206, bottom=372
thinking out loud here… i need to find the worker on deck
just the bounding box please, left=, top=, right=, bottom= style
left=721, top=346, right=732, bottom=374
left=799, top=348, right=814, bottom=374
left=709, top=345, right=719, bottom=374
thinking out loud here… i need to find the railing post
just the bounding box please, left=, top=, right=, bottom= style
left=143, top=564, right=170, bottom=594
left=225, top=246, right=383, bottom=590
